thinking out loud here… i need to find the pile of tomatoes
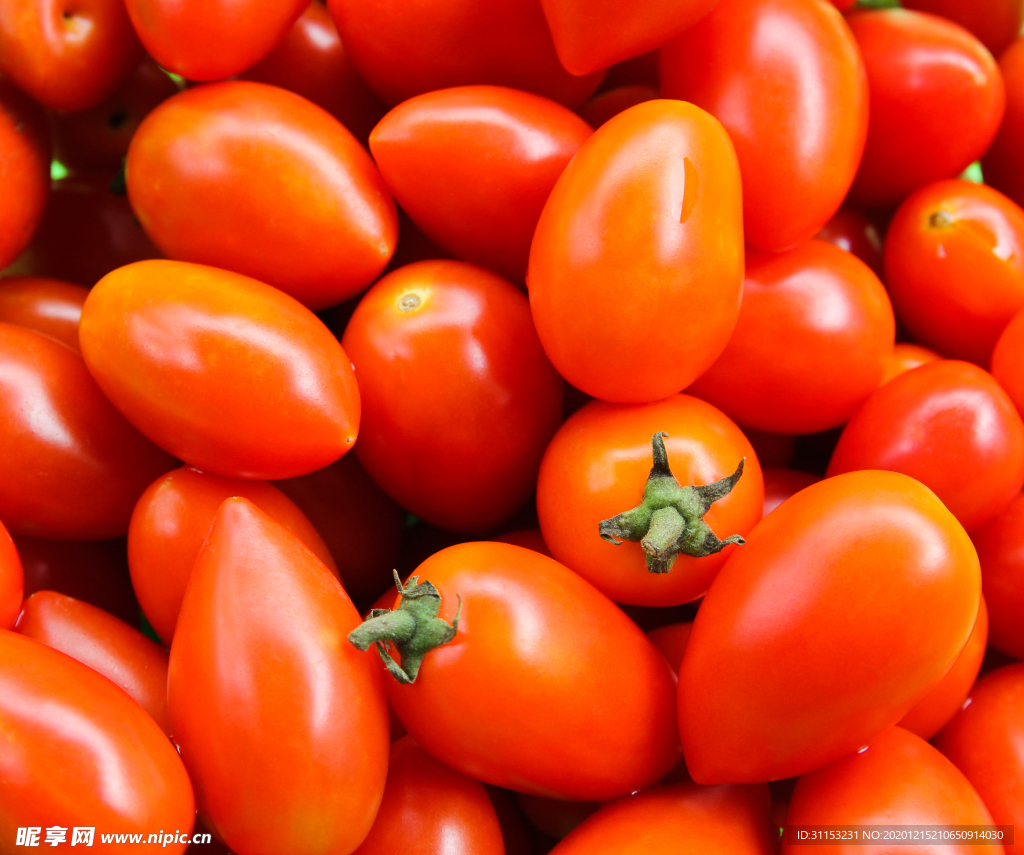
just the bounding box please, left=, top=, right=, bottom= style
left=2, top=0, right=1024, bottom=852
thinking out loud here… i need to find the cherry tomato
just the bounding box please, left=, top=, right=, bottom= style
left=815, top=206, right=884, bottom=278
left=0, top=80, right=49, bottom=271
left=827, top=360, right=1024, bottom=532
left=761, top=468, right=820, bottom=517
left=0, top=276, right=87, bottom=351
left=0, top=323, right=176, bottom=540
left=991, top=301, right=1024, bottom=418
left=515, top=794, right=599, bottom=840
left=0, top=521, right=23, bottom=631
left=79, top=259, right=361, bottom=480
left=902, top=0, right=1024, bottom=57
left=369, top=542, right=680, bottom=800
left=0, top=0, right=142, bottom=111
left=326, top=0, right=604, bottom=109
left=647, top=621, right=693, bottom=673
left=847, top=9, right=1005, bottom=208
left=353, top=736, right=504, bottom=855
left=343, top=260, right=563, bottom=533
left=528, top=100, right=743, bottom=403
left=0, top=630, right=194, bottom=848
left=129, top=466, right=339, bottom=645
left=680, top=471, right=980, bottom=784
left=579, top=84, right=659, bottom=129
left=550, top=782, right=776, bottom=855
left=970, top=492, right=1024, bottom=659
left=370, top=86, right=592, bottom=283
left=688, top=240, right=895, bottom=434
left=936, top=664, right=1024, bottom=849
left=16, top=590, right=171, bottom=734
left=123, top=0, right=307, bottom=81
left=541, top=0, right=717, bottom=76
left=881, top=343, right=942, bottom=385
left=782, top=727, right=997, bottom=853
left=126, top=81, right=396, bottom=310
left=240, top=1, right=387, bottom=146
left=661, top=0, right=868, bottom=253
left=984, top=38, right=1024, bottom=211
left=169, top=498, right=388, bottom=855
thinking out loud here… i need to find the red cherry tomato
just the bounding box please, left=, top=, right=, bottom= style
left=689, top=240, right=895, bottom=434
left=239, top=1, right=387, bottom=146
left=782, top=727, right=998, bottom=853
left=936, top=664, right=1024, bottom=848
left=0, top=80, right=49, bottom=271
left=127, top=81, right=396, bottom=310
left=16, top=590, right=172, bottom=734
left=353, top=736, right=504, bottom=855
left=661, top=0, right=868, bottom=252
left=761, top=468, right=820, bottom=518
left=902, top=0, right=1024, bottom=57
left=129, top=466, right=338, bottom=644
left=984, top=38, right=1024, bottom=211
left=169, top=498, right=388, bottom=855
left=0, top=522, right=23, bottom=631
left=827, top=360, right=1024, bottom=532
left=79, top=259, right=361, bottom=480
left=0, top=630, right=195, bottom=848
left=326, top=0, right=604, bottom=109
left=0, top=0, right=143, bottom=111
left=970, top=492, right=1024, bottom=659
left=579, top=84, right=659, bottom=129
left=680, top=471, right=980, bottom=784
left=0, top=323, right=176, bottom=540
left=647, top=621, right=693, bottom=673
left=881, top=343, right=942, bottom=385
left=990, top=302, right=1024, bottom=417
left=370, top=86, right=592, bottom=283
left=847, top=9, right=1005, bottom=208
left=343, top=260, right=563, bottom=533
left=0, top=276, right=87, bottom=351
left=529, top=100, right=743, bottom=403
left=123, top=0, right=307, bottom=81
left=815, top=206, right=884, bottom=278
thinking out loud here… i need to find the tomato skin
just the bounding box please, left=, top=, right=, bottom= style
left=123, top=0, right=306, bottom=81
left=815, top=207, right=884, bottom=278
left=647, top=621, right=693, bottom=673
left=689, top=240, right=895, bottom=434
left=0, top=522, right=23, bottom=631
left=761, top=468, right=820, bottom=518
left=129, top=466, right=338, bottom=645
left=970, top=493, right=1024, bottom=659
left=782, top=727, right=997, bottom=853
left=0, top=631, right=195, bottom=850
left=326, top=0, right=604, bottom=110
left=660, top=0, right=868, bottom=253
left=353, top=737, right=504, bottom=855
left=127, top=82, right=396, bottom=310
left=936, top=664, right=1024, bottom=850
left=984, top=39, right=1024, bottom=212
left=847, top=10, right=1005, bottom=208
left=537, top=395, right=763, bottom=607
left=549, top=782, right=776, bottom=855
left=385, top=542, right=680, bottom=800
left=343, top=260, right=563, bottom=533
left=0, top=80, right=49, bottom=271
left=882, top=343, right=942, bottom=385
left=680, top=471, right=980, bottom=784
left=528, top=100, right=743, bottom=403
left=827, top=361, right=1024, bottom=532
left=884, top=180, right=1024, bottom=365
left=79, top=259, right=361, bottom=480
left=0, top=0, right=143, bottom=111
left=0, top=323, right=177, bottom=540
left=169, top=498, right=389, bottom=855
left=902, top=0, right=1024, bottom=57
left=580, top=84, right=659, bottom=129
left=370, top=86, right=592, bottom=283
left=0, top=276, right=87, bottom=351
left=991, top=301, right=1024, bottom=419
left=16, top=590, right=172, bottom=734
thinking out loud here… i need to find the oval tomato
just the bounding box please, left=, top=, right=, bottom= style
left=815, top=206, right=884, bottom=278
left=881, top=343, right=942, bottom=385
left=984, top=38, right=1024, bottom=211
left=902, top=0, right=1024, bottom=57
left=528, top=99, right=743, bottom=403
left=680, top=471, right=980, bottom=784
left=0, top=276, right=87, bottom=351
left=970, top=492, right=1024, bottom=659
left=761, top=468, right=820, bottom=517
left=647, top=621, right=693, bottom=673
left=660, top=0, right=868, bottom=252
left=0, top=521, right=23, bottom=631
left=79, top=259, right=360, bottom=480
left=0, top=80, right=49, bottom=271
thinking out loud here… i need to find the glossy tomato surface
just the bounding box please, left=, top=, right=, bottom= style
left=902, top=0, right=1024, bottom=57
left=127, top=81, right=396, bottom=310
left=169, top=498, right=388, bottom=855
left=661, top=0, right=868, bottom=252
left=882, top=343, right=942, bottom=385
left=370, top=85, right=592, bottom=283
left=0, top=80, right=49, bottom=271
left=79, top=259, right=361, bottom=480
left=985, top=38, right=1024, bottom=211
left=0, top=276, right=87, bottom=351
left=529, top=99, right=743, bottom=403
left=688, top=240, right=895, bottom=434
left=991, top=303, right=1024, bottom=418
left=680, top=471, right=981, bottom=783
left=0, top=522, right=23, bottom=631
left=971, top=493, right=1024, bottom=659
left=343, top=260, right=563, bottom=532
left=828, top=360, right=1024, bottom=532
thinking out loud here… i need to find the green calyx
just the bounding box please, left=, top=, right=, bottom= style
left=347, top=570, right=461, bottom=684
left=599, top=432, right=746, bottom=575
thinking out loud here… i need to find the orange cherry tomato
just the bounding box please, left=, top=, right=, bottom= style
left=0, top=521, right=23, bottom=631
left=79, top=259, right=361, bottom=480
left=16, top=590, right=172, bottom=734
left=0, top=80, right=49, bottom=271
left=815, top=206, right=884, bottom=278
left=661, top=0, right=868, bottom=253
left=902, top=0, right=1024, bottom=57
left=647, top=621, right=693, bottom=673
left=761, top=468, right=820, bottom=518
left=528, top=100, right=743, bottom=403
left=970, top=492, right=1024, bottom=659
left=0, top=276, right=87, bottom=351
left=984, top=38, right=1024, bottom=211
left=129, top=466, right=338, bottom=644
left=370, top=85, right=592, bottom=283
left=881, top=343, right=942, bottom=385
left=579, top=84, right=659, bottom=129
left=168, top=498, right=388, bottom=855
